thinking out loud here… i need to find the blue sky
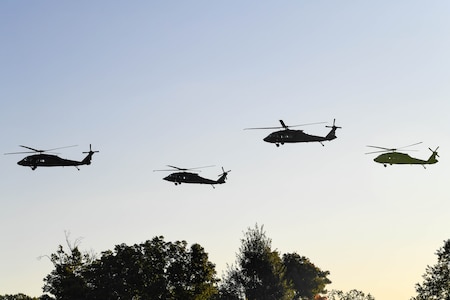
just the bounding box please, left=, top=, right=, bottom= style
left=1, top=1, right=450, bottom=298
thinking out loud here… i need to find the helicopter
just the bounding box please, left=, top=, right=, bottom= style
left=5, top=144, right=99, bottom=170
left=366, top=142, right=439, bottom=168
left=154, top=165, right=230, bottom=188
left=244, top=119, right=341, bottom=147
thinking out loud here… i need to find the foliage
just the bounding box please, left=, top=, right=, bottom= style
left=283, top=252, right=331, bottom=299
left=219, top=224, right=332, bottom=300
left=42, top=235, right=218, bottom=300
left=327, top=289, right=375, bottom=300
left=411, top=239, right=450, bottom=300
left=42, top=226, right=332, bottom=300
left=0, top=293, right=54, bottom=300
left=42, top=235, right=93, bottom=300
left=0, top=294, right=39, bottom=300
left=84, top=236, right=218, bottom=299
left=219, top=224, right=294, bottom=300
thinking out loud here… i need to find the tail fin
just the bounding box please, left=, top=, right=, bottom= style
left=217, top=167, right=231, bottom=184
left=427, top=146, right=439, bottom=164
left=325, top=119, right=341, bottom=140
left=81, top=144, right=99, bottom=165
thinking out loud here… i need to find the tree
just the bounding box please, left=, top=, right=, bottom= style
left=42, top=235, right=218, bottom=299
left=0, top=294, right=39, bottom=300
left=283, top=252, right=331, bottom=299
left=411, top=239, right=450, bottom=300
left=185, top=243, right=219, bottom=299
left=42, top=234, right=93, bottom=300
left=327, top=289, right=375, bottom=300
left=82, top=236, right=218, bottom=299
left=219, top=224, right=294, bottom=300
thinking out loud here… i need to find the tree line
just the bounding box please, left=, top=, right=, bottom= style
left=2, top=225, right=448, bottom=299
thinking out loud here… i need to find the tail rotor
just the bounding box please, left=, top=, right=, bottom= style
left=324, top=119, right=341, bottom=142
left=429, top=146, right=440, bottom=157
left=217, top=167, right=231, bottom=183
left=82, top=144, right=99, bottom=155
left=326, top=119, right=342, bottom=130
left=82, top=144, right=99, bottom=165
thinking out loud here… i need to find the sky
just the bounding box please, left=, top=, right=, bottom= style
left=1, top=1, right=450, bottom=298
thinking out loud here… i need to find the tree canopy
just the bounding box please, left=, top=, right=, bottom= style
left=43, top=236, right=218, bottom=300
left=17, top=228, right=450, bottom=299
left=0, top=295, right=39, bottom=300
left=411, top=239, right=450, bottom=300
left=219, top=224, right=331, bottom=300
left=327, top=289, right=375, bottom=300
left=15, top=225, right=334, bottom=299
left=283, top=252, right=331, bottom=299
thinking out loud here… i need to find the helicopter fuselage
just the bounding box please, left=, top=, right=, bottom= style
left=6, top=144, right=98, bottom=170
left=18, top=152, right=94, bottom=170
left=163, top=172, right=226, bottom=186
left=263, top=129, right=337, bottom=146
left=245, top=119, right=340, bottom=147
left=374, top=152, right=438, bottom=167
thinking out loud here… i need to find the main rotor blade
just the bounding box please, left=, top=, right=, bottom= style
left=366, top=142, right=422, bottom=152
left=244, top=121, right=326, bottom=130
left=397, top=142, right=422, bottom=150
left=366, top=145, right=393, bottom=151
left=365, top=149, right=392, bottom=155
left=287, top=121, right=327, bottom=128
left=45, top=145, right=78, bottom=152
left=365, top=149, right=417, bottom=155
left=4, top=151, right=38, bottom=155
left=366, top=143, right=420, bottom=155
left=153, top=168, right=177, bottom=172
left=19, top=145, right=78, bottom=153
left=188, top=165, right=215, bottom=170
left=244, top=126, right=284, bottom=130
left=19, top=145, right=41, bottom=152
left=154, top=165, right=215, bottom=172
left=166, top=165, right=188, bottom=171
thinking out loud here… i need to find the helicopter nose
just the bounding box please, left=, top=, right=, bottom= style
left=373, top=157, right=381, bottom=163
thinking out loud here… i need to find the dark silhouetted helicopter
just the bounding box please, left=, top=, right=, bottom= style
left=154, top=165, right=230, bottom=188
left=366, top=142, right=439, bottom=168
left=244, top=119, right=341, bottom=147
left=5, top=144, right=99, bottom=170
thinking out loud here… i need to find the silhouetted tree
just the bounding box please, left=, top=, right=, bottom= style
left=0, top=294, right=39, bottom=300
left=283, top=252, right=331, bottom=299
left=42, top=234, right=92, bottom=300
left=219, top=224, right=294, bottom=300
left=218, top=266, right=243, bottom=300
left=411, top=239, right=450, bottom=300
left=327, top=289, right=375, bottom=300
left=186, top=243, right=219, bottom=299
left=83, top=236, right=218, bottom=299
left=43, top=235, right=218, bottom=300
